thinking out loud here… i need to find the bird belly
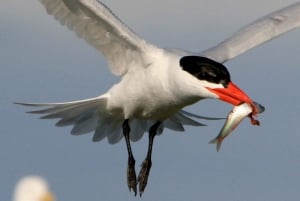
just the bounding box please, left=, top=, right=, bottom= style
left=107, top=83, right=199, bottom=121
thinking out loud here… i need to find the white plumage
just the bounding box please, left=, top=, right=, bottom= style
left=13, top=176, right=54, bottom=201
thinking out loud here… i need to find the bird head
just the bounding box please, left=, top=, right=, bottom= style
left=180, top=56, right=258, bottom=114
left=13, top=176, right=55, bottom=201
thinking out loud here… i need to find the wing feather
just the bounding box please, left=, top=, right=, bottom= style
left=39, top=0, right=159, bottom=76
left=201, top=2, right=300, bottom=63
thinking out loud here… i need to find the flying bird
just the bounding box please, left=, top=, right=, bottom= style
left=13, top=176, right=55, bottom=201
left=18, top=0, right=300, bottom=196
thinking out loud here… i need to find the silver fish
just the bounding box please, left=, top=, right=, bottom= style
left=210, top=102, right=262, bottom=152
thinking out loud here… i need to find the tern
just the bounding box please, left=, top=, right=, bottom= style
left=18, top=0, right=300, bottom=196
left=13, top=176, right=55, bottom=201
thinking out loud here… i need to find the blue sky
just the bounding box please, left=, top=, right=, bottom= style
left=2, top=0, right=300, bottom=200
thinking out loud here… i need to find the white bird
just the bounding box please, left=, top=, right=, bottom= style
left=18, top=0, right=300, bottom=196
left=13, top=176, right=55, bottom=201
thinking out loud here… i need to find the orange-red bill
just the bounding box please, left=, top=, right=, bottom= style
left=206, top=82, right=259, bottom=114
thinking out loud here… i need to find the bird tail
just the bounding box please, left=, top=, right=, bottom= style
left=16, top=96, right=224, bottom=144
left=15, top=94, right=126, bottom=144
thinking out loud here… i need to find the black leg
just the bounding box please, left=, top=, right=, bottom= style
left=138, top=121, right=161, bottom=196
left=122, top=119, right=137, bottom=196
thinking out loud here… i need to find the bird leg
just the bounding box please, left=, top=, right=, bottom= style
left=138, top=121, right=161, bottom=196
left=122, top=119, right=137, bottom=196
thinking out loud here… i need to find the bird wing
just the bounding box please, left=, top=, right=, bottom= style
left=39, top=0, right=159, bottom=76
left=201, top=2, right=300, bottom=63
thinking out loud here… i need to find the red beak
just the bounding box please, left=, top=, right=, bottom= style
left=206, top=82, right=258, bottom=113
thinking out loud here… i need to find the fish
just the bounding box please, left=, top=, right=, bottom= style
left=209, top=102, right=264, bottom=152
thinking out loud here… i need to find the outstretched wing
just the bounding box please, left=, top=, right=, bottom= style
left=201, top=2, right=300, bottom=63
left=39, top=0, right=159, bottom=76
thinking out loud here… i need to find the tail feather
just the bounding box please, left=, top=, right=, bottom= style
left=16, top=96, right=113, bottom=140
left=107, top=129, right=122, bottom=144
left=74, top=113, right=123, bottom=144
left=93, top=116, right=116, bottom=142
left=107, top=121, right=123, bottom=144
left=180, top=110, right=225, bottom=121
left=70, top=112, right=98, bottom=135
left=130, top=119, right=147, bottom=142
left=93, top=126, right=107, bottom=142
left=16, top=98, right=224, bottom=144
left=174, top=112, right=207, bottom=126
left=27, top=104, right=82, bottom=116
left=164, top=119, right=185, bottom=131
left=56, top=116, right=79, bottom=127
left=41, top=100, right=101, bottom=119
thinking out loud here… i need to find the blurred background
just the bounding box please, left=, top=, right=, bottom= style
left=1, top=0, right=300, bottom=200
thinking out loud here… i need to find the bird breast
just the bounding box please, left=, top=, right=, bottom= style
left=106, top=55, right=201, bottom=120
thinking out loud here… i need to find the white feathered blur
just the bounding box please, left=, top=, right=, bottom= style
left=17, top=0, right=300, bottom=196
left=13, top=176, right=55, bottom=201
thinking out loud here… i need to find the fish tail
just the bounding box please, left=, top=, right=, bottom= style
left=209, top=137, right=223, bottom=152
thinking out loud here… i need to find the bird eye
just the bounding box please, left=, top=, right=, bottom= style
left=201, top=72, right=207, bottom=77
left=206, top=71, right=217, bottom=78
left=180, top=56, right=231, bottom=86
left=198, top=70, right=218, bottom=82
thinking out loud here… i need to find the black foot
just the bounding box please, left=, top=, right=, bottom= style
left=137, top=159, right=152, bottom=196
left=127, top=157, right=137, bottom=196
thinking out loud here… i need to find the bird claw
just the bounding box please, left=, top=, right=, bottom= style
left=138, top=159, right=152, bottom=196
left=127, top=158, right=137, bottom=196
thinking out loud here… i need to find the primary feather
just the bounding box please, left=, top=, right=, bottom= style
left=40, top=0, right=159, bottom=76
left=201, top=2, right=300, bottom=63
